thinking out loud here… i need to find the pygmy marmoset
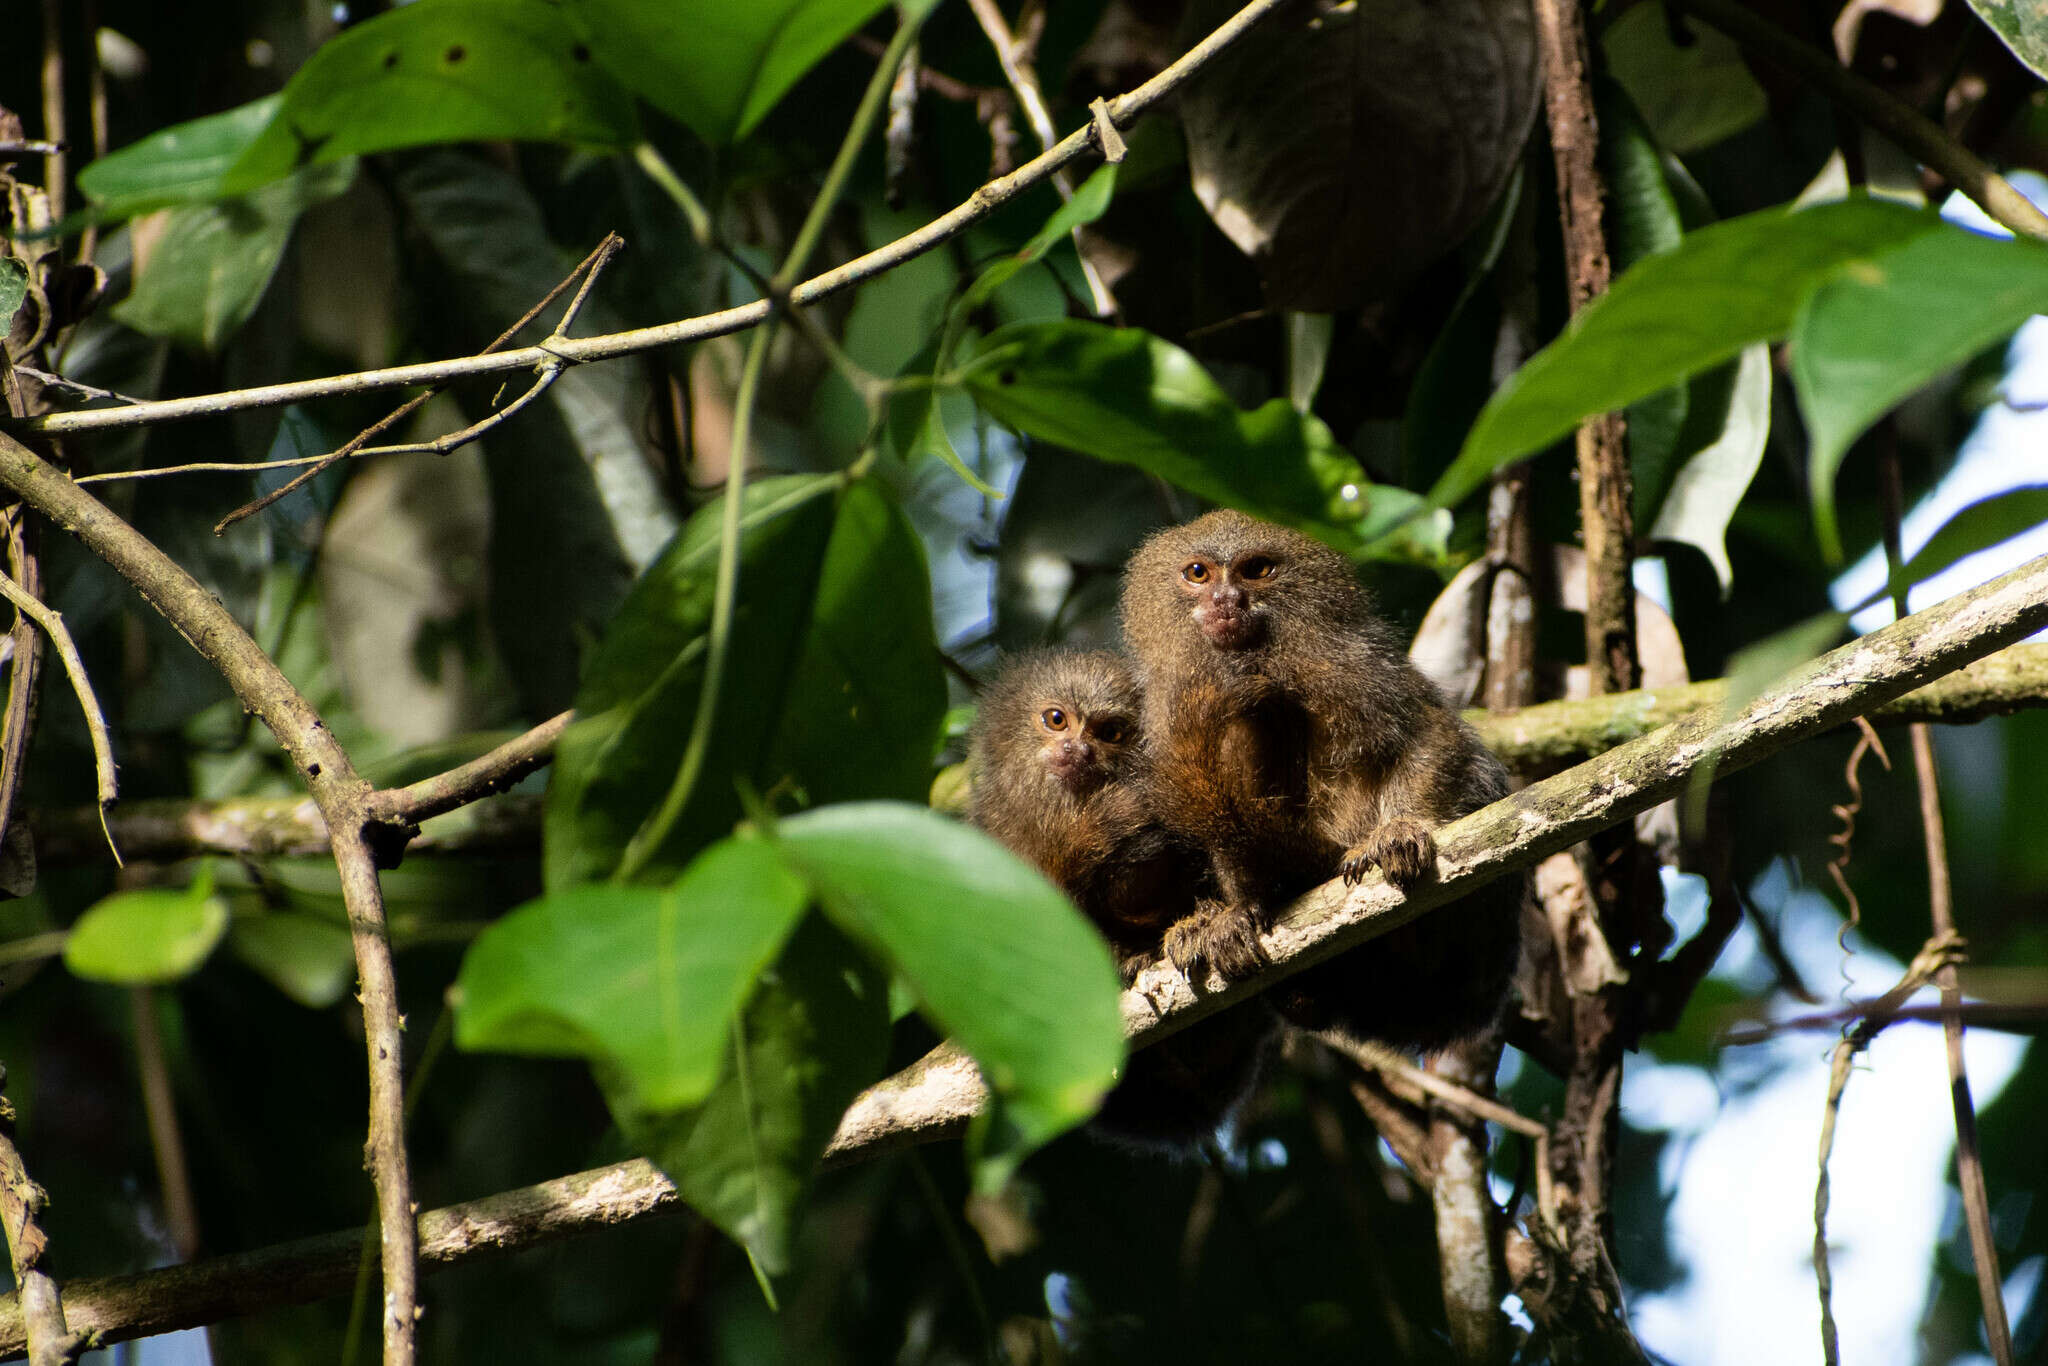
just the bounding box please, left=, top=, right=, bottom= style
left=1119, top=510, right=1521, bottom=1051
left=969, top=649, right=1276, bottom=1153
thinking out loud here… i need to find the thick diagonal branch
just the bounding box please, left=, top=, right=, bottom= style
left=12, top=546, right=2048, bottom=1357
left=0, top=432, right=423, bottom=1365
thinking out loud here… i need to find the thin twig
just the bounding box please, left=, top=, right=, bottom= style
left=1337, top=1038, right=1563, bottom=1247
left=31, top=645, right=2048, bottom=867
left=1682, top=0, right=2048, bottom=241
left=377, top=712, right=570, bottom=827
left=37, top=0, right=66, bottom=225
left=213, top=233, right=625, bottom=532
left=0, top=432, right=422, bottom=1365
left=963, top=0, right=1120, bottom=317
left=0, top=1065, right=78, bottom=1366
left=1825, top=717, right=1889, bottom=977
left=1814, top=932, right=1965, bottom=1365
left=618, top=10, right=927, bottom=882
left=0, top=566, right=118, bottom=862
left=1724, top=997, right=2044, bottom=1045
left=131, top=988, right=202, bottom=1262
left=17, top=0, right=1296, bottom=442
left=1878, top=450, right=2014, bottom=1363
left=11, top=548, right=2048, bottom=1353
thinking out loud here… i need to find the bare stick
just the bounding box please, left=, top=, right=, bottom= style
left=0, top=567, right=118, bottom=861
left=0, top=1065, right=78, bottom=1366
left=1877, top=451, right=2013, bottom=1363
left=0, top=431, right=422, bottom=1365
left=963, top=0, right=1119, bottom=316
left=1814, top=933, right=1964, bottom=1365
left=377, top=712, right=571, bottom=827
left=19, top=0, right=1294, bottom=441
left=30, top=645, right=2048, bottom=868
left=212, top=233, right=625, bottom=532
left=10, top=544, right=2048, bottom=1353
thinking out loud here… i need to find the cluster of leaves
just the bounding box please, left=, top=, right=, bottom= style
left=12, top=0, right=2048, bottom=1360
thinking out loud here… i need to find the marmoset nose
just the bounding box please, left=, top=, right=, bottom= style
left=1213, top=584, right=1246, bottom=612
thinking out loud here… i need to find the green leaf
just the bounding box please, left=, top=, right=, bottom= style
left=0, top=259, right=25, bottom=330
left=76, top=96, right=281, bottom=220
left=112, top=159, right=357, bottom=351
left=896, top=166, right=1120, bottom=494
left=65, top=876, right=229, bottom=984
left=454, top=840, right=810, bottom=1111
left=224, top=0, right=641, bottom=194
left=776, top=802, right=1124, bottom=1191
left=1723, top=610, right=1849, bottom=717
left=1602, top=1, right=1767, bottom=153
left=556, top=0, right=894, bottom=145
left=1437, top=197, right=1945, bottom=511
left=768, top=481, right=948, bottom=808
left=1648, top=345, right=1772, bottom=595
left=610, top=914, right=887, bottom=1275
left=544, top=475, right=840, bottom=889
left=228, top=912, right=357, bottom=1008
left=1965, top=0, right=2048, bottom=81
left=1792, top=226, right=2048, bottom=562
left=1867, top=486, right=2048, bottom=607
left=963, top=320, right=1443, bottom=561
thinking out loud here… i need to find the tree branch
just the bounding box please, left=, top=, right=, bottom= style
left=33, top=645, right=2048, bottom=868
left=14, top=0, right=1296, bottom=441
left=0, top=432, right=423, bottom=1365
left=8, top=544, right=2048, bottom=1355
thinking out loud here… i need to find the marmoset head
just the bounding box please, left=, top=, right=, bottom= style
left=1122, top=509, right=1364, bottom=660
left=970, top=651, right=1142, bottom=801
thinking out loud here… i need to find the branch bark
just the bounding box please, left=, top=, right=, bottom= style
left=15, top=0, right=1296, bottom=441
left=0, top=432, right=423, bottom=1365
left=33, top=645, right=2048, bottom=867
left=12, top=543, right=2043, bottom=1355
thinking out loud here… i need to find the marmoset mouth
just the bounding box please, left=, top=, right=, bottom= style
left=1195, top=605, right=1263, bottom=648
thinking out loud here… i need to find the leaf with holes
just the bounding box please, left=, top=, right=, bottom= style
left=224, top=0, right=640, bottom=194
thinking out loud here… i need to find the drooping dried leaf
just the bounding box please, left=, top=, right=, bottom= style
left=1177, top=0, right=1539, bottom=310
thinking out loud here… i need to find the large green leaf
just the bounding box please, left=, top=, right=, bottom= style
left=453, top=840, right=810, bottom=1112
left=544, top=475, right=840, bottom=889
left=768, top=480, right=947, bottom=808
left=1966, top=0, right=2048, bottom=80
left=962, top=320, right=1445, bottom=562
left=557, top=0, right=896, bottom=145
left=76, top=96, right=280, bottom=220
left=1791, top=226, right=2048, bottom=562
left=1435, top=197, right=1945, bottom=510
left=1602, top=1, right=1766, bottom=153
left=610, top=915, right=887, bottom=1276
left=224, top=0, right=640, bottom=194
left=65, top=876, right=229, bottom=984
left=776, top=802, right=1124, bottom=1191
left=112, top=160, right=357, bottom=351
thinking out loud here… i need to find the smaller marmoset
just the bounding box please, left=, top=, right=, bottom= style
left=1121, top=510, right=1522, bottom=1052
left=969, top=649, right=1276, bottom=1154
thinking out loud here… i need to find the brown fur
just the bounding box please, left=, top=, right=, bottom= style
left=1120, top=510, right=1522, bottom=1052
left=969, top=649, right=1276, bottom=1154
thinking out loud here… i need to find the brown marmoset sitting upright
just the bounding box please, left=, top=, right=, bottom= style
left=969, top=649, right=1277, bottom=1154
left=1120, top=510, right=1521, bottom=1052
